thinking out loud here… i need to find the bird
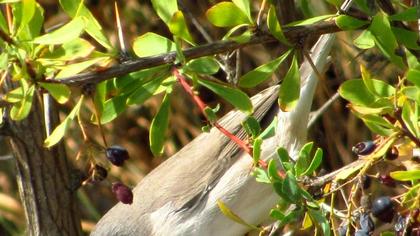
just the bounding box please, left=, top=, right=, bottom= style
left=91, top=33, right=336, bottom=236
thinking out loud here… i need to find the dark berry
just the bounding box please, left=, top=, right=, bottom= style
left=112, top=182, right=133, bottom=204
left=91, top=164, right=108, bottom=182
left=352, top=141, right=376, bottom=156
left=384, top=146, right=399, bottom=160
left=106, top=145, right=129, bottom=166
left=359, top=213, right=375, bottom=233
left=379, top=174, right=396, bottom=187
left=372, top=196, right=395, bottom=223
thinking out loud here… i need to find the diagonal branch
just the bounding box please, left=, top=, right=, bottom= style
left=51, top=21, right=342, bottom=86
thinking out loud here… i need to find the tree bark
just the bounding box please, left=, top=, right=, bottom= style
left=4, top=93, right=82, bottom=236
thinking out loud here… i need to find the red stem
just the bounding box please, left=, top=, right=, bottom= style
left=172, top=67, right=285, bottom=179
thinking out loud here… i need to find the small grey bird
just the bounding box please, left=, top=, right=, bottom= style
left=91, top=34, right=335, bottom=236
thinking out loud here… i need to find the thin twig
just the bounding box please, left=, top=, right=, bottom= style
left=308, top=92, right=340, bottom=128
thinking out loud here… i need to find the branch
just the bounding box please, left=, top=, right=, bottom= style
left=52, top=21, right=342, bottom=86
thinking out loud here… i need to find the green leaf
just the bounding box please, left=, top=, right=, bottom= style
left=242, top=116, right=261, bottom=138
left=217, top=200, right=259, bottom=230
left=10, top=85, right=34, bottom=121
left=198, top=78, right=253, bottom=113
left=253, top=167, right=271, bottom=183
left=33, top=17, right=85, bottom=45
left=38, top=82, right=71, bottom=104
left=150, top=91, right=171, bottom=156
left=282, top=171, right=300, bottom=202
left=59, top=0, right=112, bottom=49
left=279, top=53, right=300, bottom=111
left=44, top=96, right=83, bottom=147
left=127, top=76, right=166, bottom=105
left=206, top=2, right=251, bottom=27
left=267, top=5, right=290, bottom=45
left=253, top=137, right=262, bottom=165
left=286, top=14, right=335, bottom=26
left=302, top=148, right=323, bottom=176
left=360, top=65, right=395, bottom=98
left=0, top=8, right=8, bottom=33
left=392, top=27, right=420, bottom=50
left=151, top=0, right=178, bottom=24
left=239, top=49, right=291, bottom=88
left=336, top=15, right=369, bottom=30
left=17, top=0, right=36, bottom=35
left=339, top=79, right=394, bottom=106
left=100, top=94, right=128, bottom=124
left=354, top=30, right=375, bottom=49
left=406, top=69, right=420, bottom=87
left=258, top=116, right=277, bottom=140
left=369, top=13, right=405, bottom=68
left=308, top=209, right=331, bottom=236
left=388, top=7, right=420, bottom=21
left=390, top=170, right=420, bottom=181
left=270, top=209, right=285, bottom=221
left=295, top=142, right=313, bottom=177
left=232, top=0, right=252, bottom=22
left=185, top=57, right=220, bottom=75
left=56, top=57, right=106, bottom=78
left=15, top=2, right=44, bottom=40
left=39, top=38, right=95, bottom=61
left=168, top=11, right=194, bottom=45
left=401, top=100, right=419, bottom=138
left=267, top=159, right=282, bottom=181
left=401, top=86, right=420, bottom=104
left=133, top=33, right=176, bottom=57
left=362, top=115, right=395, bottom=136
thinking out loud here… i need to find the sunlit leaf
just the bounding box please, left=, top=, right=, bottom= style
left=168, top=11, right=194, bottom=45
left=267, top=5, right=290, bottom=45
left=127, top=76, right=166, bottom=105
left=302, top=148, right=323, bottom=176
left=239, top=49, right=291, bottom=88
left=206, top=2, right=251, bottom=27
left=336, top=15, right=368, bottom=30
left=150, top=91, right=171, bottom=156
left=406, top=69, right=420, bottom=87
left=198, top=78, right=252, bottom=113
left=33, top=17, right=85, bottom=45
left=253, top=137, right=262, bottom=165
left=185, top=57, right=220, bottom=75
left=100, top=94, right=128, bottom=124
left=369, top=13, right=404, bottom=68
left=59, top=0, right=112, bottom=49
left=133, top=33, right=176, bottom=57
left=10, top=85, right=34, bottom=121
left=286, top=14, right=335, bottom=26
left=401, top=101, right=419, bottom=138
left=279, top=53, right=300, bottom=111
left=38, top=82, right=71, bottom=104
left=392, top=27, right=420, bottom=50
left=151, top=0, right=178, bottom=24
left=44, top=96, right=83, bottom=147
left=390, top=170, right=420, bottom=181
left=354, top=30, right=375, bottom=49
left=232, top=0, right=252, bottom=22
left=295, top=142, right=313, bottom=177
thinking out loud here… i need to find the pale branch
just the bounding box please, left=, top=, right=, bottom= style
left=51, top=21, right=342, bottom=86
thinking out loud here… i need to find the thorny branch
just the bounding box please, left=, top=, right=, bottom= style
left=47, top=21, right=342, bottom=86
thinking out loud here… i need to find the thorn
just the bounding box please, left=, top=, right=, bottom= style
left=114, top=1, right=130, bottom=62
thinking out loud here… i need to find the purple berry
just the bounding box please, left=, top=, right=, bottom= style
left=372, top=196, right=395, bottom=223
left=385, top=146, right=399, bottom=160
left=352, top=141, right=376, bottom=156
left=106, top=145, right=129, bottom=166
left=112, top=182, right=133, bottom=204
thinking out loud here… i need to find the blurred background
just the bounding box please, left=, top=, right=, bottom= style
left=0, top=0, right=406, bottom=235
